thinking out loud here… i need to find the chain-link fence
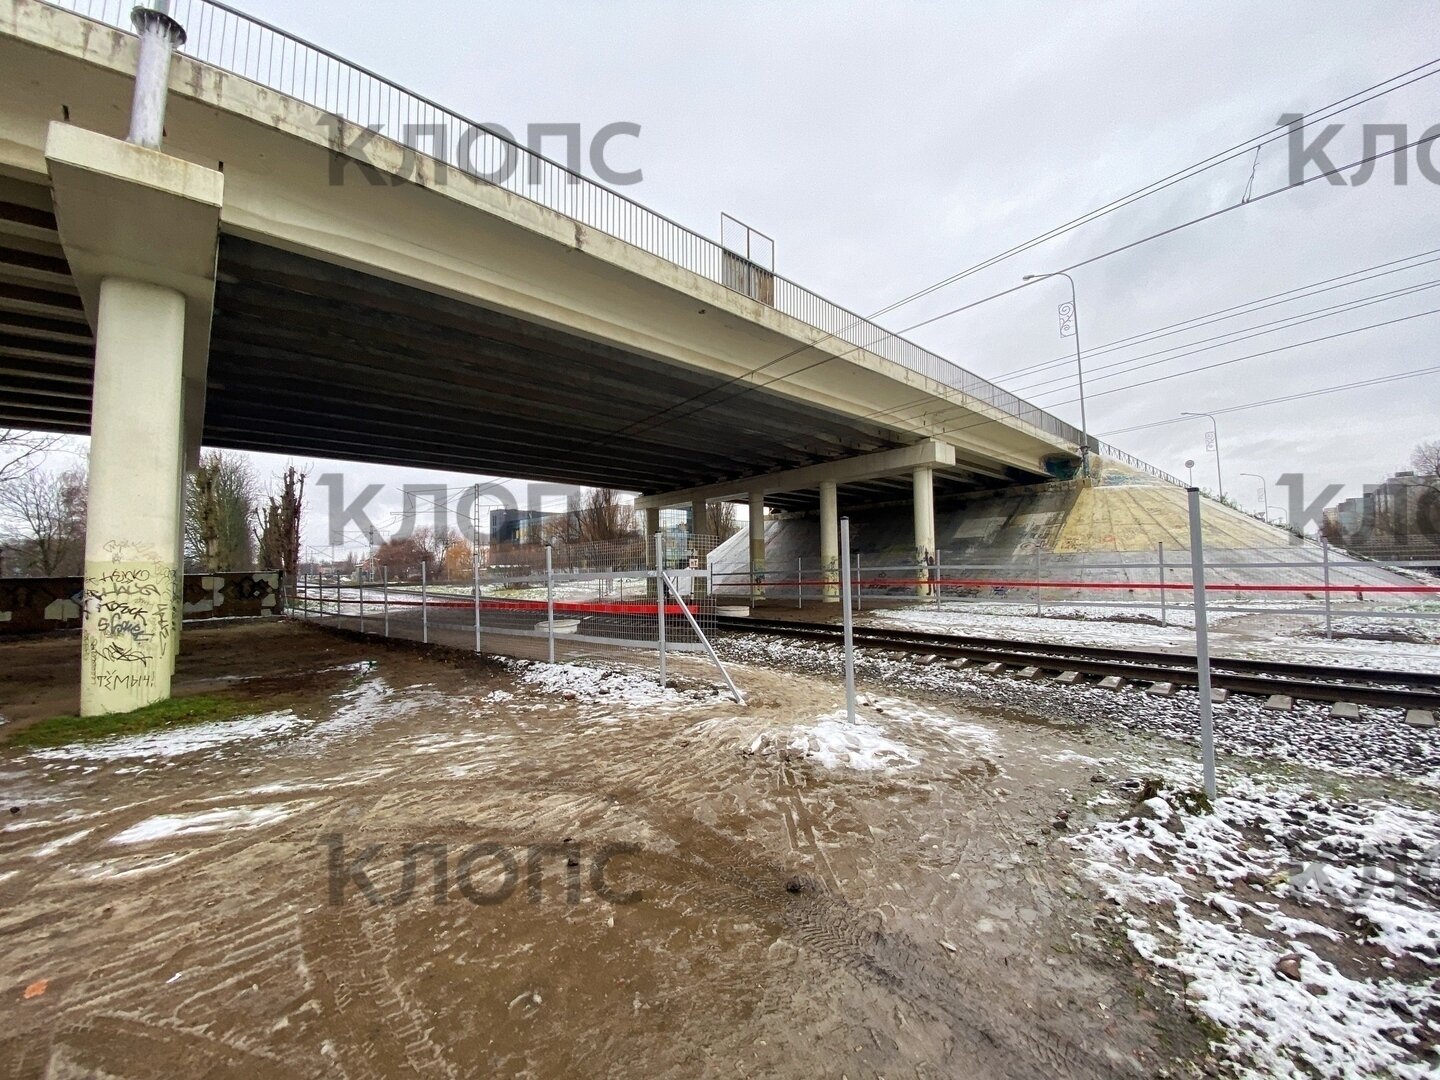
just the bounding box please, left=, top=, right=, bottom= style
left=292, top=532, right=738, bottom=670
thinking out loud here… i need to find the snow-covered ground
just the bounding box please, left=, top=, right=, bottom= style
left=859, top=601, right=1440, bottom=674
left=1072, top=760, right=1440, bottom=1079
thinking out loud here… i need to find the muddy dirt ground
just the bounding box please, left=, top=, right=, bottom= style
left=0, top=621, right=1215, bottom=1078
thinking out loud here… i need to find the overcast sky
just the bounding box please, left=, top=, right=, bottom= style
left=22, top=1, right=1440, bottom=548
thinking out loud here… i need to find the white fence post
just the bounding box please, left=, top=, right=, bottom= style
left=421, top=561, right=429, bottom=644
left=473, top=481, right=483, bottom=655
left=840, top=517, right=858, bottom=726
left=655, top=532, right=666, bottom=688
left=545, top=543, right=556, bottom=664
left=382, top=565, right=389, bottom=638
left=1321, top=537, right=1333, bottom=640
left=1187, top=488, right=1217, bottom=800
left=1158, top=541, right=1167, bottom=627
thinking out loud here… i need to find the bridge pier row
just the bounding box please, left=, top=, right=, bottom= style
left=819, top=480, right=839, bottom=602
left=44, top=123, right=223, bottom=716
left=748, top=493, right=765, bottom=602
left=914, top=466, right=936, bottom=597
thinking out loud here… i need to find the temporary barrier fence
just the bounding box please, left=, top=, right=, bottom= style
left=291, top=533, right=742, bottom=699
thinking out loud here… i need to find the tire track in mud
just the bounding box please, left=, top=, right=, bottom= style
left=4, top=1012, right=313, bottom=1079
left=300, top=902, right=459, bottom=1080
left=775, top=757, right=845, bottom=897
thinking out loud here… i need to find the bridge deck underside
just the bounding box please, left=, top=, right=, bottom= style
left=0, top=187, right=1032, bottom=510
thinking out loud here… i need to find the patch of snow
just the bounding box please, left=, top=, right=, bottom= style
left=30, top=828, right=92, bottom=858
left=110, top=803, right=307, bottom=844
left=77, top=850, right=191, bottom=881
left=507, top=660, right=716, bottom=710
left=748, top=709, right=919, bottom=772
left=29, top=710, right=305, bottom=763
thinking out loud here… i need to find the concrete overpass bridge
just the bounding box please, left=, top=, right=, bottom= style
left=0, top=0, right=1175, bottom=712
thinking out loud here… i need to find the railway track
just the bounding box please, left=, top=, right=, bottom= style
left=717, top=616, right=1440, bottom=713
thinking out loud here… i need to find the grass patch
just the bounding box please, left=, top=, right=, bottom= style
left=2, top=693, right=256, bottom=750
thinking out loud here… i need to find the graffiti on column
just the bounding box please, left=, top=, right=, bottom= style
left=82, top=542, right=176, bottom=694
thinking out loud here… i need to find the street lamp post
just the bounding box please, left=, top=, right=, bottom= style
left=1239, top=472, right=1269, bottom=519
left=1181, top=411, right=1225, bottom=499
left=1023, top=271, right=1089, bottom=477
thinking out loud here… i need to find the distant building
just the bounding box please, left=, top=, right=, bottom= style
left=1323, top=470, right=1439, bottom=555
left=489, top=508, right=554, bottom=546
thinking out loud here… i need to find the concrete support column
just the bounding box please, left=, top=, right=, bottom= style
left=645, top=506, right=661, bottom=597
left=913, top=466, right=936, bottom=596
left=819, top=480, right=839, bottom=603
left=689, top=498, right=708, bottom=598
left=748, top=492, right=766, bottom=604
left=81, top=278, right=187, bottom=715
left=171, top=447, right=185, bottom=676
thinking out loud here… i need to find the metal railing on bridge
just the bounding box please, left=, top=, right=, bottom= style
left=42, top=0, right=1179, bottom=487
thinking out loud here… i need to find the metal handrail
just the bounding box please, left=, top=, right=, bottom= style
left=40, top=0, right=1181, bottom=485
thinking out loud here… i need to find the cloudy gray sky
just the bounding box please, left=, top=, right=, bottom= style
left=22, top=1, right=1440, bottom=548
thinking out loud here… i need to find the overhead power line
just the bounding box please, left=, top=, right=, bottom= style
left=851, top=302, right=1440, bottom=449
left=991, top=246, right=1440, bottom=383
left=1018, top=278, right=1440, bottom=398
left=1094, top=364, right=1440, bottom=437
left=581, top=54, right=1440, bottom=457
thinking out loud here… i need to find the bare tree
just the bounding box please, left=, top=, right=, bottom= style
left=571, top=487, right=636, bottom=544
left=186, top=450, right=260, bottom=572
left=411, top=526, right=461, bottom=568
left=374, top=534, right=433, bottom=579
left=1410, top=438, right=1440, bottom=478
left=256, top=466, right=305, bottom=594
left=701, top=501, right=740, bottom=540
left=0, top=429, right=62, bottom=489
left=0, top=464, right=88, bottom=576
